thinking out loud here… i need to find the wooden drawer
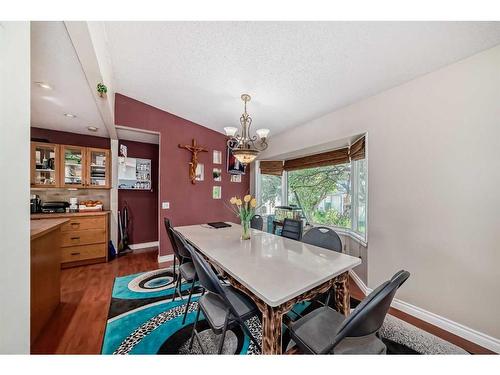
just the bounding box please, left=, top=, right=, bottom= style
left=61, top=216, right=106, bottom=232
left=61, top=229, right=106, bottom=247
left=61, top=243, right=106, bottom=263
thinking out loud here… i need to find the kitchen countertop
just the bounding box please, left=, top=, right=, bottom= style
left=31, top=210, right=111, bottom=219
left=31, top=218, right=70, bottom=240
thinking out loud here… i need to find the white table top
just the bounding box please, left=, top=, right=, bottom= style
left=175, top=224, right=361, bottom=307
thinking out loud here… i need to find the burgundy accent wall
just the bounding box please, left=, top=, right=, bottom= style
left=115, top=93, right=250, bottom=256
left=118, top=140, right=159, bottom=244
left=31, top=127, right=111, bottom=149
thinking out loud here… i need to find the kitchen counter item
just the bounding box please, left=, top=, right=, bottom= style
left=41, top=201, right=69, bottom=213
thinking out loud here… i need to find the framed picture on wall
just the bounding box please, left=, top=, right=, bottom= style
left=212, top=186, right=222, bottom=199
left=213, top=168, right=222, bottom=182
left=230, top=174, right=241, bottom=183
left=213, top=150, right=222, bottom=164
left=227, top=140, right=245, bottom=175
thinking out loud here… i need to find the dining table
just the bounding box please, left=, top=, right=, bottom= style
left=175, top=223, right=362, bottom=354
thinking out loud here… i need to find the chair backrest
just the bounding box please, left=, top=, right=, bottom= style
left=281, top=218, right=303, bottom=241
left=302, top=226, right=342, bottom=252
left=250, top=215, right=264, bottom=231
left=164, top=218, right=180, bottom=258
left=175, top=233, right=245, bottom=319
left=329, top=270, right=410, bottom=351
left=169, top=227, right=192, bottom=260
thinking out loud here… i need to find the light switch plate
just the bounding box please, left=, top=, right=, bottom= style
left=162, top=202, right=170, bottom=209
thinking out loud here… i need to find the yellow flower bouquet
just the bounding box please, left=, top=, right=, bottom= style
left=228, top=194, right=258, bottom=240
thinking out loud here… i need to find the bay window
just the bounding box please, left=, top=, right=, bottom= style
left=257, top=135, right=367, bottom=240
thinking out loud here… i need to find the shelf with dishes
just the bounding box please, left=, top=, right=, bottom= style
left=118, top=157, right=153, bottom=191
left=31, top=142, right=111, bottom=189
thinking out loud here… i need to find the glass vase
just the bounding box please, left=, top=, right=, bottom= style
left=241, top=219, right=251, bottom=240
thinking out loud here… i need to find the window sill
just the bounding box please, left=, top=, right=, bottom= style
left=261, top=214, right=368, bottom=247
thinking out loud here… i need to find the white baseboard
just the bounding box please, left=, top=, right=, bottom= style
left=348, top=270, right=500, bottom=353
left=128, top=241, right=159, bottom=250
left=157, top=254, right=174, bottom=263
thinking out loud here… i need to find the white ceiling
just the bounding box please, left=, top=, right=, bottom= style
left=105, top=21, right=500, bottom=137
left=31, top=22, right=500, bottom=141
left=31, top=21, right=108, bottom=138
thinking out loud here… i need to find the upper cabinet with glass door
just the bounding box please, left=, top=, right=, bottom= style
left=86, top=148, right=110, bottom=189
left=60, top=145, right=86, bottom=188
left=31, top=142, right=60, bottom=188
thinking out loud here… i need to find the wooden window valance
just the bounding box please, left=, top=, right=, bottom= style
left=259, top=160, right=284, bottom=176
left=349, top=135, right=366, bottom=161
left=283, top=147, right=350, bottom=171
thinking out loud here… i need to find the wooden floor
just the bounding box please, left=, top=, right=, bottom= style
left=32, top=249, right=493, bottom=354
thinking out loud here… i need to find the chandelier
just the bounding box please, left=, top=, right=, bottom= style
left=224, top=94, right=270, bottom=165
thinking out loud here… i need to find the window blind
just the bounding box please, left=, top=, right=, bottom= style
left=283, top=147, right=350, bottom=171
left=259, top=160, right=284, bottom=176
left=349, top=135, right=365, bottom=161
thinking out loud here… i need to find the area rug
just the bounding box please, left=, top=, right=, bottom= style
left=101, top=267, right=468, bottom=355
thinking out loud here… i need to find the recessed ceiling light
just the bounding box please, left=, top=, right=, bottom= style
left=87, top=126, right=98, bottom=132
left=64, top=113, right=76, bottom=118
left=34, top=81, right=52, bottom=89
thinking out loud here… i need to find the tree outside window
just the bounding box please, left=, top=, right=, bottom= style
left=288, top=164, right=352, bottom=228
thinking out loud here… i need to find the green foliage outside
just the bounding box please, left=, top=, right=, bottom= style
left=288, top=164, right=351, bottom=228
left=260, top=160, right=367, bottom=232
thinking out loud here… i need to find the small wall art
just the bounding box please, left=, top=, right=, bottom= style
left=212, top=186, right=222, bottom=199
left=213, top=150, right=222, bottom=164
left=230, top=174, right=241, bottom=183
left=213, top=168, right=222, bottom=182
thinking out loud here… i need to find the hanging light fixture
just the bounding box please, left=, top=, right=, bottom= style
left=225, top=94, right=270, bottom=165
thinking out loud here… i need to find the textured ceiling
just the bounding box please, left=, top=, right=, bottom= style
left=105, top=21, right=500, bottom=137
left=31, top=21, right=108, bottom=138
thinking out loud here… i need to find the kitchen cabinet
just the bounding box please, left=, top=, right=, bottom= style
left=31, top=211, right=110, bottom=268
left=60, top=145, right=86, bottom=188
left=86, top=148, right=111, bottom=189
left=30, top=142, right=111, bottom=189
left=31, top=142, right=60, bottom=188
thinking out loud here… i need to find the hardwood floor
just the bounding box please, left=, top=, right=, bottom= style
left=31, top=248, right=169, bottom=354
left=32, top=249, right=493, bottom=354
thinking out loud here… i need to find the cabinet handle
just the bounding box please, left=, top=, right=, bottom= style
left=71, top=236, right=80, bottom=240
left=70, top=252, right=81, bottom=256
left=71, top=222, right=80, bottom=226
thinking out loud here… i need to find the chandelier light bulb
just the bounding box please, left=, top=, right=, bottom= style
left=256, top=128, right=270, bottom=139
left=224, top=127, right=238, bottom=137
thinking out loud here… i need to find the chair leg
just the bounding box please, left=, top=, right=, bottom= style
left=182, top=278, right=196, bottom=325
left=189, top=300, right=202, bottom=350
left=172, top=274, right=181, bottom=302
left=218, top=313, right=230, bottom=354
left=172, top=256, right=177, bottom=278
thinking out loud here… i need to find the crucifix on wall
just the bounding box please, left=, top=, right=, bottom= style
left=178, top=139, right=208, bottom=184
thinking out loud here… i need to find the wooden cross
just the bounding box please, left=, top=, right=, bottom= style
left=178, top=139, right=208, bottom=184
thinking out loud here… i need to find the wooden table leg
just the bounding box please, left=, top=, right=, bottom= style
left=261, top=305, right=283, bottom=355
left=334, top=271, right=350, bottom=316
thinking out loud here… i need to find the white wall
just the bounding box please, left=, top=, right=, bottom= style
left=0, top=21, right=31, bottom=353
left=261, top=45, right=500, bottom=342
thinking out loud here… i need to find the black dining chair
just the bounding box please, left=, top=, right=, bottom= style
left=287, top=270, right=410, bottom=354
left=164, top=218, right=179, bottom=276
left=169, top=228, right=198, bottom=325
left=302, top=226, right=342, bottom=253
left=250, top=214, right=264, bottom=231
left=280, top=218, right=303, bottom=241
left=183, top=241, right=262, bottom=354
